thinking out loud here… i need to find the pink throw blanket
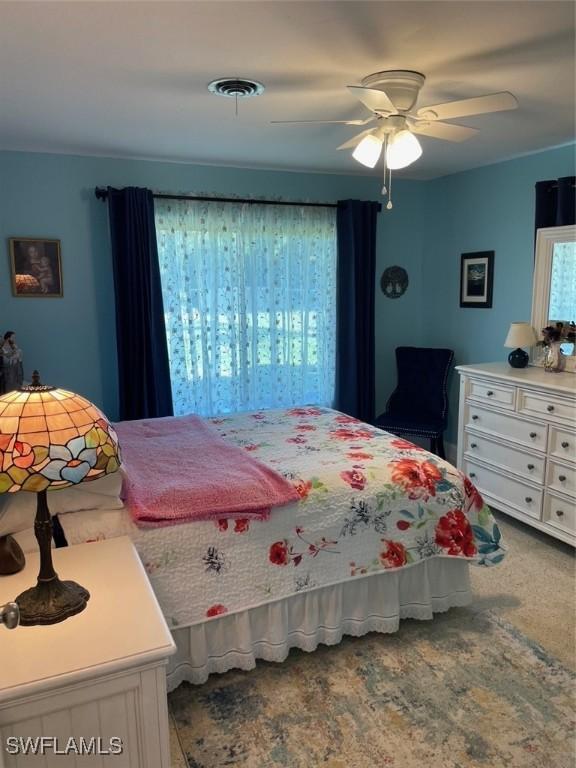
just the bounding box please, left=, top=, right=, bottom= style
left=115, top=415, right=300, bottom=528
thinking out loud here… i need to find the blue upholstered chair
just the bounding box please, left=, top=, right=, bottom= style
left=374, top=347, right=454, bottom=458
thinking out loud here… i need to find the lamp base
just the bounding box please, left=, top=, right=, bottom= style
left=16, top=576, right=90, bottom=626
left=508, top=348, right=529, bottom=368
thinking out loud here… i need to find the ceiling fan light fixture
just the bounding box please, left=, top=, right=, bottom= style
left=386, top=130, right=423, bottom=170
left=352, top=133, right=383, bottom=168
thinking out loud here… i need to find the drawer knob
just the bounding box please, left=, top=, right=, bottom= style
left=472, top=415, right=479, bottom=421
left=525, top=497, right=533, bottom=503
left=529, top=432, right=537, bottom=438
left=527, top=464, right=535, bottom=470
left=558, top=475, right=567, bottom=482
left=556, top=510, right=564, bottom=517
left=561, top=441, right=570, bottom=449
left=487, top=390, right=494, bottom=397
left=547, top=405, right=555, bottom=412
left=0, top=602, right=19, bottom=630
left=470, top=442, right=478, bottom=449
left=469, top=472, right=476, bottom=478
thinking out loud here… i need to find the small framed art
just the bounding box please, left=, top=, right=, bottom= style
left=460, top=251, right=494, bottom=308
left=9, top=238, right=63, bottom=297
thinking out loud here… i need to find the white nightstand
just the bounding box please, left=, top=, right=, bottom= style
left=0, top=536, right=176, bottom=767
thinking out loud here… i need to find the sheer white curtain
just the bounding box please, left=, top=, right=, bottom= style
left=155, top=198, right=337, bottom=416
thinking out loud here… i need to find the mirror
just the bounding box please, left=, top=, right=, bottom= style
left=531, top=225, right=576, bottom=371
left=549, top=240, right=576, bottom=355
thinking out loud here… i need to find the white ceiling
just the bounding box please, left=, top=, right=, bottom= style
left=0, top=1, right=574, bottom=179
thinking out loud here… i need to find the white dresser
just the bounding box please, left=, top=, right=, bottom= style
left=0, top=537, right=176, bottom=767
left=456, top=362, right=575, bottom=546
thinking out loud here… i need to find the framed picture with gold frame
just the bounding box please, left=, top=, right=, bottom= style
left=9, top=238, right=63, bottom=297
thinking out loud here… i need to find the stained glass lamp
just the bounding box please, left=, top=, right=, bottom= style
left=0, top=372, right=121, bottom=625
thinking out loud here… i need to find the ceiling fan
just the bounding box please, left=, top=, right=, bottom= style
left=272, top=70, right=518, bottom=209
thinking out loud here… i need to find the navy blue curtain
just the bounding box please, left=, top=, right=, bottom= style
left=106, top=187, right=173, bottom=420
left=535, top=176, right=575, bottom=232
left=334, top=199, right=381, bottom=423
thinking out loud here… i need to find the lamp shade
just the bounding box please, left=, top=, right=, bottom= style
left=504, top=322, right=538, bottom=349
left=0, top=375, right=120, bottom=495
left=352, top=133, right=383, bottom=168
left=386, top=130, right=423, bottom=170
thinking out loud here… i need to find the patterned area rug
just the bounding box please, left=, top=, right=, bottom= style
left=169, top=608, right=575, bottom=768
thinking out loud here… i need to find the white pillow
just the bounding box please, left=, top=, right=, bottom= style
left=0, top=472, right=124, bottom=537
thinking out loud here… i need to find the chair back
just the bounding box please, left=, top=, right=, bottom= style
left=386, top=347, right=454, bottom=423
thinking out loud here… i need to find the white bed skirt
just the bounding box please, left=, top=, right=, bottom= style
left=167, top=557, right=471, bottom=690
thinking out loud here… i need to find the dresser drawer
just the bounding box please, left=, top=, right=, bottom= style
left=463, top=459, right=543, bottom=520
left=543, top=492, right=576, bottom=537
left=546, top=460, right=576, bottom=498
left=549, top=426, right=576, bottom=464
left=517, top=389, right=575, bottom=424
left=464, top=431, right=545, bottom=483
left=467, top=378, right=515, bottom=410
left=465, top=404, right=547, bottom=452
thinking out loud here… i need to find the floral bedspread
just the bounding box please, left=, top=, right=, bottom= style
left=59, top=407, right=506, bottom=628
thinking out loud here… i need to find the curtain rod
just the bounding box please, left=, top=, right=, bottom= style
left=94, top=187, right=338, bottom=209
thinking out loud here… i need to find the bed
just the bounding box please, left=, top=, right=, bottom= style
left=38, top=406, right=507, bottom=691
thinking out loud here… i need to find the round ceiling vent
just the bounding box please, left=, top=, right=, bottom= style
left=207, top=78, right=265, bottom=98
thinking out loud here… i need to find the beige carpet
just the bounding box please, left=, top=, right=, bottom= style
left=169, top=514, right=575, bottom=767
left=469, top=512, right=575, bottom=670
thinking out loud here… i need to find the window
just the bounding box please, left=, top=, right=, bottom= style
left=155, top=198, right=337, bottom=416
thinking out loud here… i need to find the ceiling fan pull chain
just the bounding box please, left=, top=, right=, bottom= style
left=381, top=135, right=388, bottom=195
left=386, top=167, right=393, bottom=210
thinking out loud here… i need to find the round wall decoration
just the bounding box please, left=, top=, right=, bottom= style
left=381, top=266, right=409, bottom=299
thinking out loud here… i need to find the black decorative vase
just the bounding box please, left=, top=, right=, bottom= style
left=508, top=347, right=529, bottom=368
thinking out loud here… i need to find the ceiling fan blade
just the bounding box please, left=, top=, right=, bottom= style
left=411, top=120, right=479, bottom=142
left=271, top=117, right=375, bottom=126
left=336, top=129, right=374, bottom=151
left=416, top=92, right=518, bottom=121
left=347, top=86, right=395, bottom=115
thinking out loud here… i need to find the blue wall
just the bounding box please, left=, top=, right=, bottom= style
left=0, top=151, right=425, bottom=419
left=374, top=182, right=428, bottom=416
left=2, top=145, right=572, bottom=429
left=421, top=143, right=576, bottom=443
